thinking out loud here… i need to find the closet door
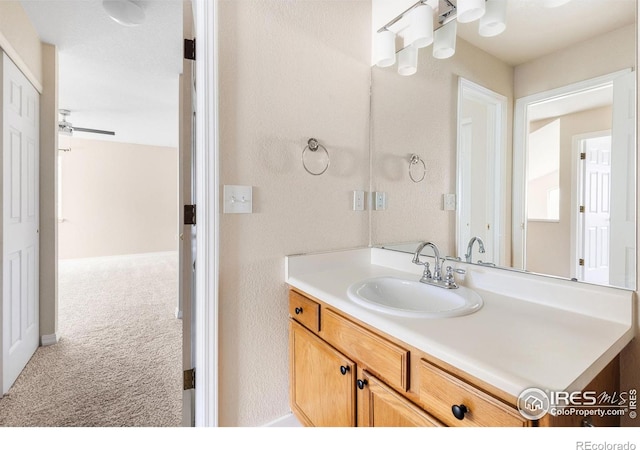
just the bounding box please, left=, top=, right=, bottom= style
left=1, top=52, right=40, bottom=394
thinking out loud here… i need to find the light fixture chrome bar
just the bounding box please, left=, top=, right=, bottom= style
left=376, top=0, right=458, bottom=34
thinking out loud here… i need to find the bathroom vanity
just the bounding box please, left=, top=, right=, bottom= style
left=285, top=247, right=634, bottom=427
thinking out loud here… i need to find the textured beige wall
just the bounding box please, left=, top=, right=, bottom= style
left=58, top=138, right=178, bottom=259
left=0, top=1, right=42, bottom=90
left=370, top=38, right=514, bottom=256
left=515, top=24, right=635, bottom=98
left=39, top=43, right=58, bottom=340
left=218, top=0, right=371, bottom=426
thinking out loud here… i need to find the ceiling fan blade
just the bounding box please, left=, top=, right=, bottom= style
left=73, top=127, right=115, bottom=136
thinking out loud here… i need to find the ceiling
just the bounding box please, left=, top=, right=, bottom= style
left=19, top=0, right=636, bottom=149
left=455, top=0, right=636, bottom=67
left=20, top=0, right=184, bottom=148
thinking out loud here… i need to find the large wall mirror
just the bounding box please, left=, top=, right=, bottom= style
left=370, top=0, right=636, bottom=290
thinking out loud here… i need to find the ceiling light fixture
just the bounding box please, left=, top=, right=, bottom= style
left=543, top=0, right=572, bottom=8
left=374, top=0, right=507, bottom=74
left=102, top=0, right=145, bottom=27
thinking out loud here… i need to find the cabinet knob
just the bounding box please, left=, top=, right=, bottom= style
left=357, top=379, right=368, bottom=390
left=451, top=404, right=468, bottom=420
left=340, top=365, right=350, bottom=375
left=294, top=307, right=303, bottom=315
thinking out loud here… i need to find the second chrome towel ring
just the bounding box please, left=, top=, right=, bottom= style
left=302, top=138, right=330, bottom=176
left=409, top=154, right=426, bottom=183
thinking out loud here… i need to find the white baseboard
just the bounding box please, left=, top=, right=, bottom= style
left=40, top=332, right=60, bottom=347
left=175, top=307, right=183, bottom=319
left=262, top=413, right=302, bottom=427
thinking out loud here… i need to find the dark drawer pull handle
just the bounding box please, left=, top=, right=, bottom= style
left=357, top=379, right=368, bottom=390
left=294, top=307, right=303, bottom=315
left=451, top=404, right=468, bottom=420
left=340, top=365, right=350, bottom=375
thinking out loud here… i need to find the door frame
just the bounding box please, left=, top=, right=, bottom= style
left=193, top=0, right=219, bottom=427
left=512, top=69, right=631, bottom=270
left=456, top=77, right=507, bottom=266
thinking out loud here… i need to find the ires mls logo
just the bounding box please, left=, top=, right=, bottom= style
left=517, top=387, right=637, bottom=420
left=517, top=388, right=550, bottom=420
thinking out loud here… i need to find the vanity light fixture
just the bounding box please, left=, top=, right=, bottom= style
left=409, top=3, right=435, bottom=49
left=374, top=0, right=507, bottom=73
left=375, top=29, right=397, bottom=67
left=398, top=42, right=418, bottom=76
left=433, top=19, right=457, bottom=59
left=102, top=0, right=146, bottom=27
left=479, top=0, right=507, bottom=37
left=456, top=0, right=486, bottom=23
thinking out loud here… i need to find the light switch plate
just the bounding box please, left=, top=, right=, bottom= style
left=223, top=185, right=253, bottom=214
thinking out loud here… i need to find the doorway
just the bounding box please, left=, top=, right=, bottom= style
left=0, top=0, right=187, bottom=427
left=513, top=68, right=636, bottom=289
left=574, top=132, right=612, bottom=285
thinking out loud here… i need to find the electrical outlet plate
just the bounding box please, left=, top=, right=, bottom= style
left=444, top=193, right=456, bottom=211
left=352, top=191, right=365, bottom=211
left=374, top=192, right=386, bottom=211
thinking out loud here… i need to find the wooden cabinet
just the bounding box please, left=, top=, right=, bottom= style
left=419, top=359, right=528, bottom=427
left=288, top=288, right=620, bottom=428
left=289, top=318, right=436, bottom=427
left=289, top=290, right=320, bottom=333
left=359, top=370, right=443, bottom=427
left=289, top=320, right=355, bottom=426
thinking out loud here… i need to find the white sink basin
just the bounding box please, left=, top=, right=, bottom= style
left=347, top=276, right=483, bottom=318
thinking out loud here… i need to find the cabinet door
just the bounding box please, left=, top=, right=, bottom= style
left=289, top=320, right=356, bottom=426
left=359, top=370, right=442, bottom=427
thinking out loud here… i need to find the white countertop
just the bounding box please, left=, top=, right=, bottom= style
left=285, top=247, right=635, bottom=399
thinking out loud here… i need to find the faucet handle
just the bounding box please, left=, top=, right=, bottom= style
left=443, top=266, right=464, bottom=288
left=420, top=262, right=432, bottom=282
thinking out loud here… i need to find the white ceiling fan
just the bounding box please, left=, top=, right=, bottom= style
left=58, top=109, right=115, bottom=137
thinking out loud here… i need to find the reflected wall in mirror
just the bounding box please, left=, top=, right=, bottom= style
left=370, top=0, right=636, bottom=290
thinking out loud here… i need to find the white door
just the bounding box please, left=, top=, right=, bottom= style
left=609, top=70, right=636, bottom=289
left=580, top=135, right=611, bottom=285
left=1, top=52, right=40, bottom=395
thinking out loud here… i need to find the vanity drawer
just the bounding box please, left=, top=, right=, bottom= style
left=322, top=308, right=409, bottom=392
left=289, top=290, right=320, bottom=332
left=419, top=359, right=528, bottom=427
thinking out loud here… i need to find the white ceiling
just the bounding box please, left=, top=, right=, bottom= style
left=456, top=0, right=636, bottom=67
left=19, top=0, right=636, bottom=149
left=20, top=0, right=184, bottom=148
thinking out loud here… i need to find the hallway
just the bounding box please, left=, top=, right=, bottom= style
left=0, top=252, right=182, bottom=426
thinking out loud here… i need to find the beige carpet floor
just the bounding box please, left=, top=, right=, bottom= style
left=0, top=252, right=182, bottom=427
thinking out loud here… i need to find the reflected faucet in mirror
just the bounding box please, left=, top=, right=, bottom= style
left=465, top=236, right=485, bottom=263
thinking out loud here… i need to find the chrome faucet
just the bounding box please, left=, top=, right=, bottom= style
left=465, top=236, right=486, bottom=263
left=413, top=242, right=464, bottom=289
left=412, top=241, right=443, bottom=283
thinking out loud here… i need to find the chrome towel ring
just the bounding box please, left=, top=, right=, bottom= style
left=409, top=154, right=426, bottom=183
left=302, top=138, right=330, bottom=176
